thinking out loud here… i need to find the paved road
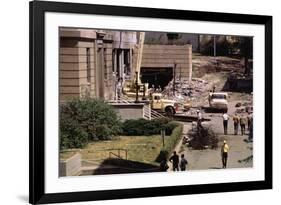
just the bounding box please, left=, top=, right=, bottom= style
left=167, top=123, right=191, bottom=171
left=169, top=101, right=253, bottom=171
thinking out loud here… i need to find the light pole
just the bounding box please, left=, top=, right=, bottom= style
left=161, top=129, right=165, bottom=147
left=214, top=35, right=218, bottom=68
left=135, top=71, right=139, bottom=103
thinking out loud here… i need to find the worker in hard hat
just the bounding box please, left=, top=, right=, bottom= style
left=221, top=140, right=229, bottom=168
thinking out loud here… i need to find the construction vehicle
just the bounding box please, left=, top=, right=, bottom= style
left=150, top=93, right=187, bottom=115
left=122, top=32, right=145, bottom=98
left=208, top=92, right=228, bottom=112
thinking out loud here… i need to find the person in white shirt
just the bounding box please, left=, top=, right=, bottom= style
left=197, top=109, right=203, bottom=128
left=222, top=112, right=230, bottom=135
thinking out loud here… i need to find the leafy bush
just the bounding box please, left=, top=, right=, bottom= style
left=155, top=124, right=183, bottom=162
left=188, top=126, right=218, bottom=149
left=121, top=117, right=172, bottom=136
left=60, top=98, right=122, bottom=149
left=165, top=121, right=180, bottom=135
left=60, top=118, right=88, bottom=149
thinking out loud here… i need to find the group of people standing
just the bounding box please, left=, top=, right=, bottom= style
left=150, top=84, right=162, bottom=93
left=160, top=144, right=230, bottom=170
left=159, top=151, right=188, bottom=172
left=222, top=112, right=253, bottom=136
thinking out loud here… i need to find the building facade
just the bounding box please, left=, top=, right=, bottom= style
left=59, top=28, right=192, bottom=101
left=60, top=28, right=115, bottom=101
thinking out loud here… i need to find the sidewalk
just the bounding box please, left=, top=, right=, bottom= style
left=167, top=123, right=191, bottom=171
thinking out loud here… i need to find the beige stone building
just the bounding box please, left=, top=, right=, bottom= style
left=60, top=28, right=115, bottom=101
left=59, top=28, right=192, bottom=101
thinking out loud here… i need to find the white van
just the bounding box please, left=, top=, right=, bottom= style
left=208, top=92, right=228, bottom=112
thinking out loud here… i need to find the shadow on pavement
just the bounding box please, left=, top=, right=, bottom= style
left=83, top=158, right=160, bottom=175
left=209, top=167, right=222, bottom=169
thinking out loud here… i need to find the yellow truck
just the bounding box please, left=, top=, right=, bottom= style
left=150, top=93, right=191, bottom=115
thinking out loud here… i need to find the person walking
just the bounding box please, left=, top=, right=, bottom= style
left=179, top=154, right=188, bottom=171
left=240, top=114, right=247, bottom=135
left=159, top=159, right=169, bottom=172
left=221, top=140, right=229, bottom=168
left=151, top=84, right=155, bottom=93
left=169, top=151, right=179, bottom=171
left=248, top=118, right=253, bottom=142
left=116, top=77, right=123, bottom=100
left=157, top=85, right=162, bottom=93
left=197, top=109, right=203, bottom=128
left=222, top=112, right=230, bottom=135
left=233, top=113, right=240, bottom=135
left=247, top=112, right=253, bottom=131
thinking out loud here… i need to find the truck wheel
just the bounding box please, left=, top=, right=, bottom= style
left=165, top=106, right=175, bottom=116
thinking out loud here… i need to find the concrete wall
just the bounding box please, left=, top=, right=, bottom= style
left=141, top=44, right=192, bottom=82
left=59, top=153, right=82, bottom=177
left=110, top=103, right=146, bottom=121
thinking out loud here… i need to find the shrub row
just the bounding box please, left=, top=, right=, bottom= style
left=156, top=124, right=183, bottom=162
left=121, top=118, right=178, bottom=136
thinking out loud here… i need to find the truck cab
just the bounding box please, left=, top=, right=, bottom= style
left=150, top=93, right=180, bottom=115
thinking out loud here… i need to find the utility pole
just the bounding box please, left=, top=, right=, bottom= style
left=198, top=34, right=201, bottom=53
left=179, top=66, right=182, bottom=82
left=214, top=35, right=218, bottom=69
left=214, top=35, right=216, bottom=57
left=161, top=129, right=165, bottom=147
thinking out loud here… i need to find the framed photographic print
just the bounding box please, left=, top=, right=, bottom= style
left=29, top=0, right=272, bottom=204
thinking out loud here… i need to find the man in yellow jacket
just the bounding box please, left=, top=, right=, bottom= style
left=221, top=140, right=229, bottom=168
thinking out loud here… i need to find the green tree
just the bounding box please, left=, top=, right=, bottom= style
left=238, top=37, right=253, bottom=76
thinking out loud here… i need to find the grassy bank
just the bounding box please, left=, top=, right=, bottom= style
left=61, top=135, right=164, bottom=165
left=60, top=123, right=183, bottom=166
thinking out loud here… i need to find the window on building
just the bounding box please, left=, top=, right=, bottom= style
left=86, top=48, right=91, bottom=83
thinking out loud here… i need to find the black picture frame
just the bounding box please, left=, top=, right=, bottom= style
left=29, top=0, right=272, bottom=204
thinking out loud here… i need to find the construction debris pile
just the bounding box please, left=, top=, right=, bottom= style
left=162, top=77, right=209, bottom=103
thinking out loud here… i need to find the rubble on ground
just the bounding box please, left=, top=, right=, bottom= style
left=161, top=77, right=209, bottom=104
left=235, top=102, right=242, bottom=107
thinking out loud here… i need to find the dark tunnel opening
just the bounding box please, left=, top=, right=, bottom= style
left=140, top=67, right=173, bottom=90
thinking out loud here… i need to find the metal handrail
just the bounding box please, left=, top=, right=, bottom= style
left=109, top=149, right=128, bottom=160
